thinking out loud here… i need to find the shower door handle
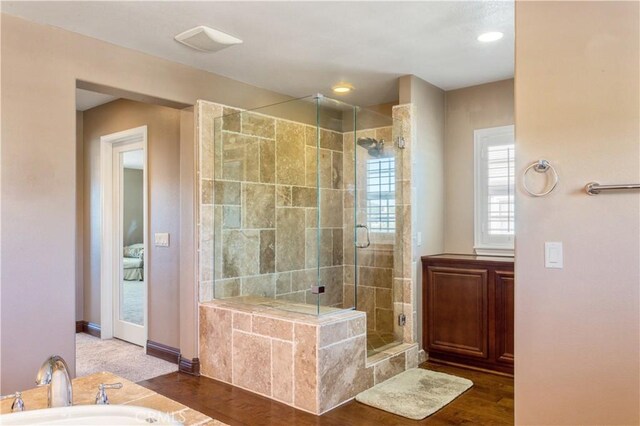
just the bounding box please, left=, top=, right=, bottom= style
left=355, top=224, right=371, bottom=249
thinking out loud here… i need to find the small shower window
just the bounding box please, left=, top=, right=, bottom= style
left=366, top=157, right=396, bottom=233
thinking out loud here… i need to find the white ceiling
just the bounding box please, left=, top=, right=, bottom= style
left=3, top=1, right=514, bottom=106
left=76, top=88, right=118, bottom=111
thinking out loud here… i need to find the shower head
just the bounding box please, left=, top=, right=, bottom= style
left=357, top=137, right=385, bottom=157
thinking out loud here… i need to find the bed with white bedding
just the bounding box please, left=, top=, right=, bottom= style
left=123, top=243, right=144, bottom=281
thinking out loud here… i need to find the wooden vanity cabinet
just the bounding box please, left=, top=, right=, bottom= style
left=421, top=254, right=514, bottom=375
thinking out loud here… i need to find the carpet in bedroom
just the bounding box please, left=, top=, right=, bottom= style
left=76, top=333, right=177, bottom=383
left=121, top=279, right=144, bottom=325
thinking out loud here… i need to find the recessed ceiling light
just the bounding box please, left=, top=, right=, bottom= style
left=477, top=32, right=504, bottom=42
left=175, top=25, right=243, bottom=52
left=478, top=31, right=504, bottom=43
left=332, top=83, right=354, bottom=94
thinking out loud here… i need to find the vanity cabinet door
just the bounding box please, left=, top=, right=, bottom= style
left=422, top=255, right=514, bottom=375
left=495, top=270, right=515, bottom=364
left=426, top=266, right=489, bottom=359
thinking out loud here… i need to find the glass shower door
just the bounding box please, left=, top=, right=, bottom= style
left=351, top=107, right=405, bottom=356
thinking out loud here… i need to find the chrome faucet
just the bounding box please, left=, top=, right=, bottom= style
left=95, top=383, right=123, bottom=405
left=35, top=355, right=73, bottom=407
left=0, top=391, right=25, bottom=412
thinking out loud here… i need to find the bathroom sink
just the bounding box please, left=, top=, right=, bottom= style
left=0, top=404, right=182, bottom=425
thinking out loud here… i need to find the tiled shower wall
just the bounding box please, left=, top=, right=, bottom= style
left=198, top=101, right=345, bottom=307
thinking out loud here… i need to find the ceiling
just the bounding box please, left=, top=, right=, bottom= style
left=76, top=88, right=118, bottom=111
left=3, top=1, right=514, bottom=106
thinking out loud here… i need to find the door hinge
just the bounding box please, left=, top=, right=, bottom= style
left=398, top=313, right=406, bottom=326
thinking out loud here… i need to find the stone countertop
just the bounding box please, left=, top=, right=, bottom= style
left=0, top=372, right=226, bottom=425
left=421, top=253, right=515, bottom=263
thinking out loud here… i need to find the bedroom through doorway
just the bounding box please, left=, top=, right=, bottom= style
left=118, top=146, right=146, bottom=343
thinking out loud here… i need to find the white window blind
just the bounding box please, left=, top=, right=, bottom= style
left=366, top=157, right=395, bottom=233
left=474, top=125, right=515, bottom=254
left=487, top=144, right=515, bottom=236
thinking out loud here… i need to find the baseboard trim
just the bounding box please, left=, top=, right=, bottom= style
left=146, top=340, right=180, bottom=364
left=76, top=320, right=101, bottom=338
left=77, top=324, right=195, bottom=371
left=77, top=327, right=195, bottom=372
left=178, top=356, right=200, bottom=376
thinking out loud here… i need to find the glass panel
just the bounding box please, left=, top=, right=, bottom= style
left=211, top=96, right=325, bottom=315
left=120, top=149, right=144, bottom=326
left=350, top=107, right=405, bottom=355
left=315, top=96, right=357, bottom=315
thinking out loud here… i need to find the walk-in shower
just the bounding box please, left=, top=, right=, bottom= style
left=199, top=94, right=409, bottom=355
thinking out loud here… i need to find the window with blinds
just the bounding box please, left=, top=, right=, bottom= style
left=487, top=144, right=515, bottom=235
left=474, top=125, right=515, bottom=254
left=366, top=157, right=395, bottom=233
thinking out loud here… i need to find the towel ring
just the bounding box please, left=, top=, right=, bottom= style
left=523, top=159, right=559, bottom=197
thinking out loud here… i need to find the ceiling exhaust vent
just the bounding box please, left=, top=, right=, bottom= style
left=174, top=25, right=242, bottom=52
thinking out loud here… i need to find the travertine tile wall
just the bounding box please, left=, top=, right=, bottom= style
left=199, top=299, right=419, bottom=415
left=198, top=101, right=345, bottom=307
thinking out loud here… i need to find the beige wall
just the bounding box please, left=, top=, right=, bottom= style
left=123, top=168, right=144, bottom=246
left=0, top=13, right=294, bottom=392
left=363, top=101, right=397, bottom=118
left=443, top=79, right=514, bottom=254
left=399, top=75, right=445, bottom=348
left=515, top=2, right=639, bottom=424
left=82, top=99, right=182, bottom=349
left=178, top=107, right=197, bottom=360
left=75, top=111, right=84, bottom=322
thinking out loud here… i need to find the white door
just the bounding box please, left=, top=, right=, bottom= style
left=112, top=142, right=147, bottom=346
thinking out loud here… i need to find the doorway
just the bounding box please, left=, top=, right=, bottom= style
left=100, top=126, right=148, bottom=347
left=75, top=93, right=184, bottom=382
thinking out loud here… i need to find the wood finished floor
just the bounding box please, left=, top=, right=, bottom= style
left=138, top=362, right=514, bottom=426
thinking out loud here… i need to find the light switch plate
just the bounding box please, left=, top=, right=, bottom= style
left=155, top=233, right=170, bottom=247
left=545, top=242, right=563, bottom=268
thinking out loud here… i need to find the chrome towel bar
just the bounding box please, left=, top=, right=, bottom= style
left=585, top=182, right=640, bottom=195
